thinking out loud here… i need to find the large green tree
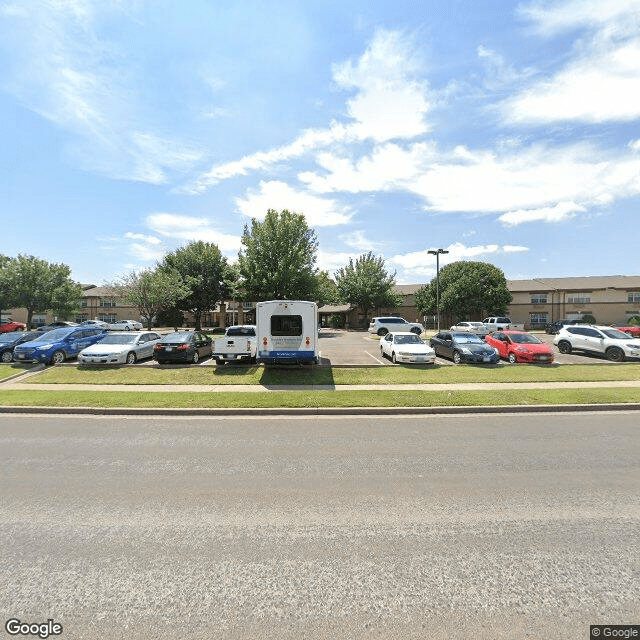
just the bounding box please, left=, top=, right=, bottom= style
left=160, top=241, right=228, bottom=331
left=0, top=255, right=83, bottom=327
left=110, top=268, right=191, bottom=330
left=414, top=261, right=512, bottom=321
left=238, top=209, right=319, bottom=301
left=335, top=252, right=403, bottom=325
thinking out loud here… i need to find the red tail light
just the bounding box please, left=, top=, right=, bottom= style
left=305, top=336, right=310, bottom=346
left=177, top=344, right=189, bottom=350
left=262, top=337, right=268, bottom=346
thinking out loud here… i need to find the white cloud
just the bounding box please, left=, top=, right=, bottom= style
left=299, top=142, right=435, bottom=193
left=339, top=231, right=380, bottom=252
left=234, top=181, right=352, bottom=227
left=0, top=1, right=203, bottom=184
left=505, top=0, right=640, bottom=123
left=477, top=45, right=536, bottom=87
left=409, top=143, right=640, bottom=213
left=317, top=249, right=357, bottom=275
left=124, top=232, right=162, bottom=245
left=498, top=201, right=586, bottom=226
left=388, top=242, right=530, bottom=280
left=189, top=29, right=431, bottom=192
left=145, top=213, right=241, bottom=253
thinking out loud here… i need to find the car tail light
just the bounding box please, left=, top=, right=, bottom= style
left=177, top=344, right=188, bottom=350
left=154, top=344, right=163, bottom=351
left=262, top=337, right=268, bottom=346
left=305, top=336, right=310, bottom=346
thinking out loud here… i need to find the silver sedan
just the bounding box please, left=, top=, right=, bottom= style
left=108, top=319, right=143, bottom=331
left=78, top=331, right=161, bottom=365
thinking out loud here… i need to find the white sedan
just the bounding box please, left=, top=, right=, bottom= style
left=449, top=321, right=488, bottom=336
left=380, top=331, right=436, bottom=364
left=108, top=319, right=143, bottom=331
left=78, top=331, right=161, bottom=364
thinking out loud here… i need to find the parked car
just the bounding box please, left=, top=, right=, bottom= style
left=35, top=321, right=78, bottom=332
left=368, top=317, right=424, bottom=336
left=80, top=319, right=111, bottom=331
left=0, top=331, right=40, bottom=363
left=380, top=331, right=436, bottom=364
left=449, top=321, right=488, bottom=336
left=482, top=317, right=525, bottom=331
left=430, top=331, right=500, bottom=364
left=108, top=319, right=143, bottom=331
left=78, top=331, right=162, bottom=365
left=554, top=325, right=640, bottom=362
left=0, top=319, right=26, bottom=333
left=485, top=331, right=554, bottom=364
left=13, top=326, right=106, bottom=364
left=617, top=326, right=640, bottom=337
left=544, top=319, right=583, bottom=334
left=213, top=325, right=257, bottom=363
left=153, top=331, right=213, bottom=364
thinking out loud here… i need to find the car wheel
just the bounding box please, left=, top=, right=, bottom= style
left=557, top=340, right=572, bottom=354
left=392, top=352, right=397, bottom=364
left=192, top=351, right=199, bottom=364
left=380, top=346, right=386, bottom=358
left=1, top=350, right=12, bottom=363
left=508, top=352, right=517, bottom=364
left=410, top=327, right=421, bottom=335
left=452, top=351, right=462, bottom=364
left=377, top=328, right=388, bottom=336
left=51, top=350, right=65, bottom=365
left=126, top=351, right=137, bottom=365
left=606, top=347, right=625, bottom=362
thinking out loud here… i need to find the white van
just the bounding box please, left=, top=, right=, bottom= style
left=256, top=300, right=319, bottom=364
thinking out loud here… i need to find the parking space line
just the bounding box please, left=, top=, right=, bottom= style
left=365, top=350, right=386, bottom=365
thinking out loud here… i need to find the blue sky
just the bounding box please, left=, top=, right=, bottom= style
left=1, top=0, right=639, bottom=286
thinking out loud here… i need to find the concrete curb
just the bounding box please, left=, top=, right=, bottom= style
left=1, top=403, right=639, bottom=416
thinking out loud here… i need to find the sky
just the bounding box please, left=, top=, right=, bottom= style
left=1, top=0, right=639, bottom=286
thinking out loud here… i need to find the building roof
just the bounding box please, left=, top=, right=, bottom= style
left=318, top=304, right=355, bottom=313
left=394, top=284, right=423, bottom=294
left=82, top=286, right=117, bottom=297
left=507, top=275, right=640, bottom=292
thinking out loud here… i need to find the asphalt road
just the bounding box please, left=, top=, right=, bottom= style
left=1, top=412, right=638, bottom=639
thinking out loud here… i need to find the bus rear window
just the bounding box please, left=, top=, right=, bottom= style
left=271, top=315, right=302, bottom=336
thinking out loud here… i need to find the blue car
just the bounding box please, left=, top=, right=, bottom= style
left=0, top=331, right=40, bottom=363
left=13, top=326, right=106, bottom=365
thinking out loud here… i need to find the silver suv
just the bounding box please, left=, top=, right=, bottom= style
left=368, top=316, right=424, bottom=336
left=554, top=325, right=640, bottom=362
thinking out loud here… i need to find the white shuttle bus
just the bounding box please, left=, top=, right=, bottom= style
left=256, top=300, right=319, bottom=364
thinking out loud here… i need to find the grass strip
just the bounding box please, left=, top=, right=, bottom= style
left=0, top=364, right=35, bottom=380
left=22, top=362, right=640, bottom=386
left=1, top=387, right=640, bottom=408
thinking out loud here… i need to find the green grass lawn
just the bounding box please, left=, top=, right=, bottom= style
left=1, top=387, right=639, bottom=409
left=0, top=364, right=35, bottom=381
left=19, top=362, right=640, bottom=386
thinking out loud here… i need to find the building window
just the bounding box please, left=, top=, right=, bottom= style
left=566, top=293, right=591, bottom=304
left=628, top=292, right=640, bottom=303
left=243, top=301, right=253, bottom=309
left=529, top=313, right=548, bottom=327
left=530, top=294, right=548, bottom=304
left=100, top=299, right=117, bottom=308
left=98, top=314, right=117, bottom=323
left=80, top=300, right=88, bottom=308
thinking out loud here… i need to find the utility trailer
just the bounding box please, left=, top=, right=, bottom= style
left=256, top=300, right=319, bottom=364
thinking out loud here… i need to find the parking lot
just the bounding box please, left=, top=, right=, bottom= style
left=315, top=329, right=626, bottom=366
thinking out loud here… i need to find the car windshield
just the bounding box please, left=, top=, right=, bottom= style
left=453, top=334, right=484, bottom=344
left=394, top=334, right=423, bottom=345
left=509, top=333, right=542, bottom=344
left=34, top=328, right=74, bottom=341
left=0, top=332, right=25, bottom=342
left=98, top=334, right=138, bottom=345
left=602, top=328, right=636, bottom=340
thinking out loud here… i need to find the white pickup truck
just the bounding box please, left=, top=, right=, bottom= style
left=482, top=316, right=525, bottom=332
left=212, top=325, right=257, bottom=363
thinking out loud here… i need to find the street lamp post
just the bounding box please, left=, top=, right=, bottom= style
left=428, top=249, right=449, bottom=332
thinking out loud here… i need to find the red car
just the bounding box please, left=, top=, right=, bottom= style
left=617, top=326, right=640, bottom=337
left=0, top=320, right=26, bottom=333
left=485, top=330, right=554, bottom=364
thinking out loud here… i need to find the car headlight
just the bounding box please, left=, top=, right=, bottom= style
left=461, top=348, right=472, bottom=354
left=36, top=344, right=52, bottom=350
